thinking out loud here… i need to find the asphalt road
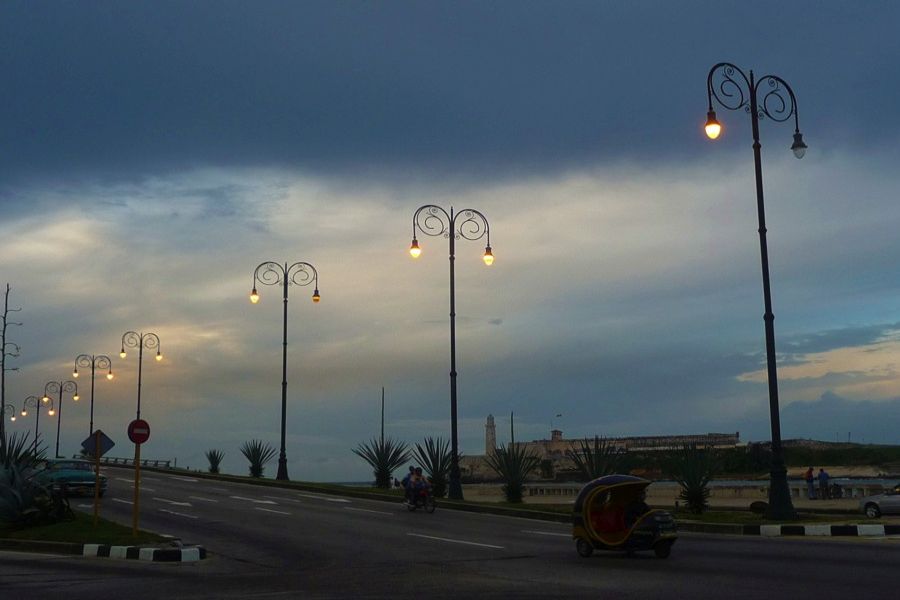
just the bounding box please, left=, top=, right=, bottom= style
left=2, top=467, right=899, bottom=599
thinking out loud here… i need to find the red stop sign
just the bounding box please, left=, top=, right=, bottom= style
left=128, top=419, right=151, bottom=444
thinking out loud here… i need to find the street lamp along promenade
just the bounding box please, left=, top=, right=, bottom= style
left=409, top=205, right=493, bottom=501
left=43, top=381, right=78, bottom=459
left=250, top=261, right=321, bottom=481
left=705, top=62, right=807, bottom=520
left=119, top=332, right=162, bottom=421
left=21, top=395, right=53, bottom=457
left=73, top=354, right=114, bottom=436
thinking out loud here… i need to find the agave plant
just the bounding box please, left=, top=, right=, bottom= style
left=565, top=436, right=624, bottom=481
left=352, top=437, right=410, bottom=489
left=484, top=443, right=541, bottom=503
left=413, top=437, right=453, bottom=498
left=0, top=463, right=70, bottom=527
left=205, top=449, right=225, bottom=474
left=666, top=444, right=720, bottom=514
left=1, top=431, right=46, bottom=470
left=239, top=440, right=277, bottom=478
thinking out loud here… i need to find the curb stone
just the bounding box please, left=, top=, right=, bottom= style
left=677, top=522, right=900, bottom=537
left=0, top=538, right=206, bottom=561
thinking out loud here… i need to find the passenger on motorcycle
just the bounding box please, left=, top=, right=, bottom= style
left=401, top=466, right=415, bottom=503
left=410, top=467, right=432, bottom=503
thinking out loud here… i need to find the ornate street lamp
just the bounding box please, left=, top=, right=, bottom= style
left=20, top=395, right=52, bottom=457
left=409, top=205, right=493, bottom=500
left=2, top=404, right=15, bottom=423
left=73, top=354, right=114, bottom=436
left=250, top=261, right=320, bottom=481
left=120, top=332, right=162, bottom=420
left=705, top=62, right=807, bottom=520
left=43, top=381, right=77, bottom=458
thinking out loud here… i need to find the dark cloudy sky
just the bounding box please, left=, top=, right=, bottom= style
left=2, top=1, right=899, bottom=479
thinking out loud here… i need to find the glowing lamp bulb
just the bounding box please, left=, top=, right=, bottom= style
left=73, top=370, right=79, bottom=378
left=155, top=352, right=163, bottom=362
left=120, top=350, right=127, bottom=359
left=42, top=396, right=49, bottom=404
left=48, top=409, right=55, bottom=416
left=21, top=410, right=27, bottom=417
left=704, top=110, right=722, bottom=140
left=73, top=394, right=80, bottom=401
left=409, top=239, right=421, bottom=258
left=483, top=245, right=494, bottom=266
left=250, top=288, right=260, bottom=304
left=107, top=372, right=114, bottom=380
left=9, top=415, right=15, bottom=422
left=312, top=290, right=321, bottom=303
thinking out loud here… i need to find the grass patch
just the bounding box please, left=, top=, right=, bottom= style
left=0, top=510, right=166, bottom=546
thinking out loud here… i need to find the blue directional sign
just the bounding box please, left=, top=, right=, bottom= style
left=81, top=430, right=115, bottom=458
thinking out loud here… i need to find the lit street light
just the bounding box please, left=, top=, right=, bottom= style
left=705, top=62, right=807, bottom=520
left=74, top=354, right=114, bottom=436
left=409, top=205, right=493, bottom=500
left=20, top=395, right=52, bottom=457
left=42, top=382, right=77, bottom=458
left=250, top=261, right=321, bottom=481
left=120, top=332, right=162, bottom=420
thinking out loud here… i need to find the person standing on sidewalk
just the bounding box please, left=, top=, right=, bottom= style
left=818, top=468, right=830, bottom=500
left=805, top=467, right=816, bottom=499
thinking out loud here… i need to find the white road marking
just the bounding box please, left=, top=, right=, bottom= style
left=141, top=476, right=161, bottom=481
left=159, top=508, right=198, bottom=519
left=188, top=495, right=219, bottom=503
left=208, top=487, right=229, bottom=493
left=153, top=497, right=193, bottom=507
left=255, top=507, right=291, bottom=515
left=407, top=533, right=504, bottom=549
left=263, top=495, right=303, bottom=504
left=230, top=495, right=277, bottom=505
left=115, top=478, right=134, bottom=483
left=168, top=476, right=199, bottom=483
left=295, top=493, right=350, bottom=503
left=344, top=507, right=392, bottom=516
left=76, top=504, right=93, bottom=508
left=112, top=498, right=133, bottom=505
left=138, top=487, right=156, bottom=492
left=521, top=530, right=569, bottom=537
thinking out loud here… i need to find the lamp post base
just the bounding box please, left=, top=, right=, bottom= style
left=765, top=461, right=798, bottom=521
left=276, top=457, right=289, bottom=481
left=448, top=472, right=463, bottom=500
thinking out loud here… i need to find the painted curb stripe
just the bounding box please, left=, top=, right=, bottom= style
left=139, top=548, right=156, bottom=561
left=78, top=544, right=207, bottom=561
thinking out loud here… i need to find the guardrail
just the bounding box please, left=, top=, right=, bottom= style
left=97, top=456, right=171, bottom=469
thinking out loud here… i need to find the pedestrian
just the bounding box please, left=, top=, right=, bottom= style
left=805, top=467, right=815, bottom=499
left=818, top=468, right=830, bottom=500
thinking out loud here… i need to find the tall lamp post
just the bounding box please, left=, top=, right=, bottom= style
left=119, top=332, right=162, bottom=420
left=705, top=62, right=807, bottom=520
left=73, top=354, right=114, bottom=436
left=21, top=395, right=53, bottom=457
left=409, top=205, right=493, bottom=500
left=43, top=381, right=77, bottom=458
left=250, top=261, right=320, bottom=481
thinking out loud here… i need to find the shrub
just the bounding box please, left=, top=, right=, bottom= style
left=205, top=449, right=225, bottom=474
left=352, top=437, right=410, bottom=489
left=666, top=444, right=719, bottom=514
left=413, top=437, right=452, bottom=498
left=565, top=436, right=624, bottom=481
left=484, top=444, right=541, bottom=503
left=239, top=440, right=276, bottom=478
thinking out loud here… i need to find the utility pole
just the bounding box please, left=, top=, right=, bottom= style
left=1, top=284, right=23, bottom=455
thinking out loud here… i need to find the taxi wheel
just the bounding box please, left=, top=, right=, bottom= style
left=653, top=543, right=671, bottom=559
left=576, top=538, right=594, bottom=558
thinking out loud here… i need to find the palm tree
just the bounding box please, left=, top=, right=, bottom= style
left=413, top=437, right=453, bottom=498
left=240, top=440, right=276, bottom=478
left=565, top=436, right=624, bottom=481
left=666, top=444, right=719, bottom=514
left=352, top=437, right=410, bottom=489
left=205, top=449, right=225, bottom=474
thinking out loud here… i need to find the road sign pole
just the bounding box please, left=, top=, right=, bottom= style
left=132, top=442, right=141, bottom=536
left=93, top=431, right=101, bottom=526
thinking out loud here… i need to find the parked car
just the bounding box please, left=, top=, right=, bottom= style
left=30, top=459, right=108, bottom=498
left=859, top=485, right=900, bottom=518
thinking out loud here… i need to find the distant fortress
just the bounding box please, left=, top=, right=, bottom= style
left=461, top=414, right=741, bottom=481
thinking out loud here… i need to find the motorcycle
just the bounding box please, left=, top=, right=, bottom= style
left=405, top=486, right=436, bottom=513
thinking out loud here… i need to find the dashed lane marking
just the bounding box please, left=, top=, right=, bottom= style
left=168, top=476, right=199, bottom=483
left=521, top=530, right=569, bottom=537
left=159, top=508, right=198, bottom=519
left=112, top=498, right=133, bottom=505
left=153, top=497, right=193, bottom=507
left=407, top=533, right=504, bottom=549
left=255, top=507, right=291, bottom=515
left=188, top=495, right=219, bottom=503
left=230, top=495, right=278, bottom=505
left=294, top=493, right=350, bottom=503
left=344, top=507, right=393, bottom=516
left=263, top=495, right=303, bottom=504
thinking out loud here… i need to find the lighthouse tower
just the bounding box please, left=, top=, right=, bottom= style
left=485, top=414, right=497, bottom=454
